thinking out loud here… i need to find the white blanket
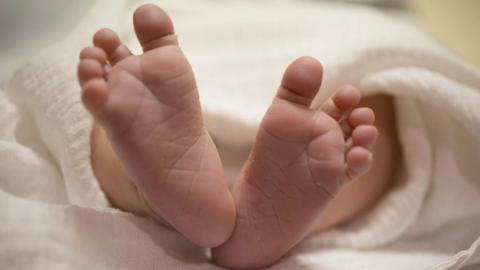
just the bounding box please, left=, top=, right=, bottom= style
left=1, top=0, right=480, bottom=269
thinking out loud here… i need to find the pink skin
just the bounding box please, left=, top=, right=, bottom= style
left=78, top=3, right=377, bottom=269
left=78, top=4, right=235, bottom=248
left=212, top=58, right=376, bottom=269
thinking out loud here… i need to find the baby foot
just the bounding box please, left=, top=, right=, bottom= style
left=77, top=4, right=235, bottom=247
left=212, top=57, right=377, bottom=269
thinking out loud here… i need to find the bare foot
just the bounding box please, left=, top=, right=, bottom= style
left=212, top=57, right=377, bottom=269
left=77, top=4, right=235, bottom=247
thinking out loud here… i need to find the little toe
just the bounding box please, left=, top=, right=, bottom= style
left=93, top=28, right=132, bottom=65
left=351, top=125, right=378, bottom=149
left=277, top=56, right=323, bottom=106
left=78, top=59, right=104, bottom=86
left=133, top=4, right=178, bottom=51
left=349, top=107, right=375, bottom=128
left=81, top=78, right=108, bottom=119
left=345, top=146, right=373, bottom=182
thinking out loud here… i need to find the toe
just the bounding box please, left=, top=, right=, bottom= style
left=321, top=99, right=343, bottom=120
left=93, top=28, right=132, bottom=65
left=79, top=46, right=108, bottom=64
left=345, top=146, right=372, bottom=182
left=321, top=85, right=361, bottom=121
left=332, top=85, right=361, bottom=112
left=349, top=107, right=375, bottom=127
left=351, top=125, right=378, bottom=149
left=133, top=4, right=178, bottom=51
left=81, top=78, right=108, bottom=119
left=277, top=56, right=323, bottom=106
left=78, top=59, right=104, bottom=86
left=321, top=85, right=362, bottom=138
left=78, top=58, right=108, bottom=119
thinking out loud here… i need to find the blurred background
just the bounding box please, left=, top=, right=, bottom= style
left=0, top=0, right=95, bottom=85
left=0, top=0, right=479, bottom=87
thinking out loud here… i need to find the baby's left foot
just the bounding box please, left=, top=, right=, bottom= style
left=213, top=57, right=377, bottom=269
left=78, top=4, right=235, bottom=247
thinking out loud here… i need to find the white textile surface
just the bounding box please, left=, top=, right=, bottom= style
left=1, top=0, right=479, bottom=269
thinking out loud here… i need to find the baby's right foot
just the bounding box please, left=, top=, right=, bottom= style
left=213, top=57, right=377, bottom=269
left=77, top=4, right=235, bottom=247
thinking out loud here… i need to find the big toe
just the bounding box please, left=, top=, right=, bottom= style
left=277, top=56, right=323, bottom=106
left=133, top=4, right=178, bottom=51
left=262, top=57, right=326, bottom=142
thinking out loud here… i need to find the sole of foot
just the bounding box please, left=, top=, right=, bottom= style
left=212, top=57, right=377, bottom=269
left=77, top=4, right=235, bottom=248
